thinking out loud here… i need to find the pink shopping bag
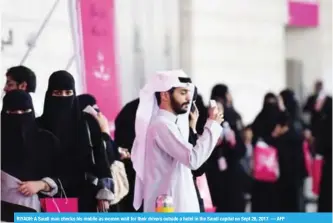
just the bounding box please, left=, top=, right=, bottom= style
left=40, top=179, right=78, bottom=212
left=253, top=141, right=279, bottom=182
left=40, top=197, right=78, bottom=212
left=303, top=141, right=313, bottom=177
left=196, top=174, right=215, bottom=212
left=312, top=157, right=324, bottom=195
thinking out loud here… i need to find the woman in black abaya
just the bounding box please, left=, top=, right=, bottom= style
left=251, top=93, right=282, bottom=212
left=37, top=71, right=113, bottom=212
left=279, top=89, right=307, bottom=211
left=205, top=84, right=247, bottom=212
left=1, top=90, right=60, bottom=222
left=316, top=97, right=332, bottom=212
left=78, top=94, right=121, bottom=164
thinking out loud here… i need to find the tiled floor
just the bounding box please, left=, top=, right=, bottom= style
left=245, top=202, right=317, bottom=213
left=245, top=177, right=318, bottom=212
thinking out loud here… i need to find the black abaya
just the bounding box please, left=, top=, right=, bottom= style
left=114, top=98, right=141, bottom=212
left=37, top=71, right=112, bottom=212
left=317, top=97, right=332, bottom=212
left=1, top=90, right=60, bottom=222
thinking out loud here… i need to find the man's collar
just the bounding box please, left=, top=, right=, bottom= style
left=157, top=109, right=177, bottom=123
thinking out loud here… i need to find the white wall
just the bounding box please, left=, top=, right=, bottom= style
left=2, top=0, right=329, bottom=124
left=1, top=0, right=79, bottom=115
left=183, top=0, right=288, bottom=124
left=286, top=0, right=332, bottom=96
left=1, top=0, right=181, bottom=113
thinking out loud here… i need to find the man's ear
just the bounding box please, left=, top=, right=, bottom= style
left=160, top=91, right=169, bottom=102
left=18, top=81, right=28, bottom=91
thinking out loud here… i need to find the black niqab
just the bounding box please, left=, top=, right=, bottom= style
left=252, top=93, right=281, bottom=142
left=1, top=90, right=37, bottom=179
left=38, top=71, right=80, bottom=151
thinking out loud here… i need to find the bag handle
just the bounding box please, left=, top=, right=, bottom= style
left=85, top=120, right=95, bottom=164
left=57, top=179, right=68, bottom=203
left=48, top=179, right=68, bottom=213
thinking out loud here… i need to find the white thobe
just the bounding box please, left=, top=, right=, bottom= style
left=142, top=109, right=222, bottom=212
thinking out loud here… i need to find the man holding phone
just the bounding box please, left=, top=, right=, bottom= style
left=131, top=70, right=224, bottom=212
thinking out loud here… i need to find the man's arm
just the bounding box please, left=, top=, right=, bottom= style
left=154, top=119, right=222, bottom=170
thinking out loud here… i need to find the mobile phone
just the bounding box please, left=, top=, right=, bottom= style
left=190, top=102, right=196, bottom=112
left=83, top=105, right=98, bottom=116
left=209, top=100, right=217, bottom=108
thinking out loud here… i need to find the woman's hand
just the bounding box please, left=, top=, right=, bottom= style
left=119, top=147, right=131, bottom=160
left=97, top=200, right=110, bottom=212
left=93, top=112, right=110, bottom=134
left=18, top=181, right=47, bottom=196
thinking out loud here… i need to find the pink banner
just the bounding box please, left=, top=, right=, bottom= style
left=288, top=0, right=319, bottom=27
left=77, top=0, right=120, bottom=133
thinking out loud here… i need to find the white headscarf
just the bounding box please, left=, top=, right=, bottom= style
left=131, top=70, right=194, bottom=210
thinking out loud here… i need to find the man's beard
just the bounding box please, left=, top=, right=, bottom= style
left=170, top=95, right=189, bottom=115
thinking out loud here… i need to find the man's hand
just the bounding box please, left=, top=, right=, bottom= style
left=189, top=103, right=199, bottom=131
left=18, top=181, right=46, bottom=196
left=208, top=103, right=224, bottom=124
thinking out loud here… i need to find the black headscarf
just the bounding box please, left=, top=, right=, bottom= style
left=211, top=84, right=228, bottom=104
left=280, top=89, right=300, bottom=121
left=252, top=92, right=281, bottom=142
left=77, top=94, right=97, bottom=111
left=210, top=83, right=241, bottom=129
left=262, top=92, right=279, bottom=114
left=1, top=90, right=37, bottom=177
left=77, top=93, right=104, bottom=153
left=38, top=71, right=81, bottom=151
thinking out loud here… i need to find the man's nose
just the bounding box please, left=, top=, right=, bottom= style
left=186, top=93, right=191, bottom=101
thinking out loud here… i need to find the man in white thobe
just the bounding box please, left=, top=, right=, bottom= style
left=131, top=70, right=223, bottom=212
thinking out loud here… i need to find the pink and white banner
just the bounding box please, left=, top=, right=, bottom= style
left=76, top=0, right=120, bottom=133
left=288, top=0, right=319, bottom=27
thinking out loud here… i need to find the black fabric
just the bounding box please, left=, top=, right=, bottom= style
left=251, top=93, right=280, bottom=212
left=251, top=110, right=304, bottom=212
left=2, top=89, right=33, bottom=111
left=210, top=84, right=228, bottom=103
left=36, top=71, right=111, bottom=212
left=1, top=91, right=60, bottom=221
left=252, top=128, right=304, bottom=212
left=1, top=201, right=37, bottom=222
left=274, top=129, right=304, bottom=212
left=77, top=93, right=120, bottom=164
left=78, top=94, right=97, bottom=111
left=178, top=77, right=192, bottom=83
left=280, top=89, right=304, bottom=136
left=252, top=93, right=281, bottom=144
left=114, top=98, right=141, bottom=212
left=188, top=128, right=205, bottom=212
left=195, top=95, right=208, bottom=135
left=1, top=90, right=60, bottom=181
left=302, top=94, right=329, bottom=138
left=205, top=125, right=247, bottom=212
left=317, top=97, right=332, bottom=212
left=206, top=84, right=246, bottom=212
left=39, top=71, right=80, bottom=156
